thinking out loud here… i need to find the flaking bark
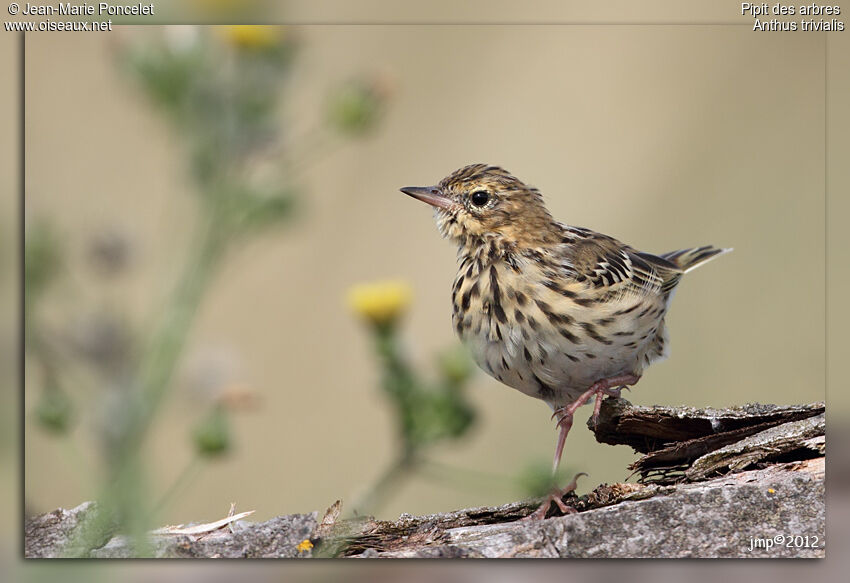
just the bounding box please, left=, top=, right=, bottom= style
left=25, top=400, right=826, bottom=559
left=589, top=398, right=824, bottom=483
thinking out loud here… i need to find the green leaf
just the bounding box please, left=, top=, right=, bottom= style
left=516, top=461, right=574, bottom=499
left=437, top=345, right=475, bottom=386
left=34, top=386, right=74, bottom=435
left=326, top=79, right=385, bottom=136
left=233, top=192, right=297, bottom=233
left=123, top=44, right=206, bottom=117
left=25, top=220, right=62, bottom=302
left=192, top=406, right=231, bottom=457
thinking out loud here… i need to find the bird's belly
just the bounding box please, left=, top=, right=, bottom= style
left=457, top=297, right=668, bottom=407
left=463, top=326, right=646, bottom=405
left=452, top=257, right=671, bottom=407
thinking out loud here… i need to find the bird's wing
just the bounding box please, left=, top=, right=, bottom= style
left=563, top=229, right=684, bottom=298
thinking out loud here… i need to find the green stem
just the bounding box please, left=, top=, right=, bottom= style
left=284, top=126, right=340, bottom=176
left=58, top=436, right=97, bottom=493
left=373, top=325, right=420, bottom=445
left=136, top=212, right=227, bottom=432
left=151, top=455, right=204, bottom=521
left=416, top=458, right=515, bottom=493
left=65, top=208, right=230, bottom=556
left=351, top=450, right=416, bottom=517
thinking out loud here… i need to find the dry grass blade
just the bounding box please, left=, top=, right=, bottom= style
left=153, top=510, right=255, bottom=536
left=315, top=500, right=342, bottom=539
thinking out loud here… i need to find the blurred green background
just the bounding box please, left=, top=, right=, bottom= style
left=13, top=19, right=838, bottom=554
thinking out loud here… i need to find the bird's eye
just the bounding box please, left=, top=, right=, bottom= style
left=470, top=191, right=490, bottom=207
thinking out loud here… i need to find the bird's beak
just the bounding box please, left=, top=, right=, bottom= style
left=400, top=185, right=453, bottom=210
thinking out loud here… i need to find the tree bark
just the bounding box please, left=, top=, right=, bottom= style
left=25, top=400, right=825, bottom=559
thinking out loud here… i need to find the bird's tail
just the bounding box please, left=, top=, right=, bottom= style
left=660, top=245, right=732, bottom=274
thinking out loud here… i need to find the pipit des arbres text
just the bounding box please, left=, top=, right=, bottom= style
left=401, top=164, right=730, bottom=519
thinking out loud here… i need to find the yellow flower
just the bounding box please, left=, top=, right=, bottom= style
left=347, top=280, right=413, bottom=326
left=219, top=25, right=283, bottom=50
left=296, top=538, right=313, bottom=553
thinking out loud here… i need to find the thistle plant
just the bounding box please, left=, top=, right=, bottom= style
left=25, top=26, right=388, bottom=556
left=347, top=280, right=477, bottom=514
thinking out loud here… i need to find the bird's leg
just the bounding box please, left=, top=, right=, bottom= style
left=550, top=409, right=573, bottom=475
left=520, top=407, right=581, bottom=521
left=549, top=373, right=640, bottom=468
left=526, top=374, right=641, bottom=520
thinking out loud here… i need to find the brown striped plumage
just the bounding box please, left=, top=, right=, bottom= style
left=401, top=164, right=730, bottom=517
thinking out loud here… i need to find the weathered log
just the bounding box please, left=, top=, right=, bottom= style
left=25, top=401, right=826, bottom=559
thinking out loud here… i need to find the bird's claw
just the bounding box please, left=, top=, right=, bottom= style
left=523, top=472, right=587, bottom=521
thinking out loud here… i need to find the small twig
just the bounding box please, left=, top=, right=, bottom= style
left=151, top=454, right=204, bottom=520
left=351, top=452, right=416, bottom=517
left=416, top=458, right=516, bottom=494
left=283, top=126, right=342, bottom=177
left=227, top=502, right=237, bottom=534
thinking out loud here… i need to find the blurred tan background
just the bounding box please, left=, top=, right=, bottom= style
left=16, top=20, right=835, bottom=535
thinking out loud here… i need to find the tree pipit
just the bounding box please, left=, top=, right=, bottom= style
left=401, top=164, right=730, bottom=519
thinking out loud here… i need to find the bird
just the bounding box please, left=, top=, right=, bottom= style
left=400, top=164, right=731, bottom=519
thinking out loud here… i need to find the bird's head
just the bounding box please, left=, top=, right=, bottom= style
left=400, top=164, right=556, bottom=248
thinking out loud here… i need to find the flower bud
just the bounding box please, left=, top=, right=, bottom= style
left=193, top=406, right=231, bottom=457
left=326, top=76, right=391, bottom=136
left=346, top=280, right=412, bottom=328
left=34, top=387, right=73, bottom=435
left=219, top=25, right=284, bottom=51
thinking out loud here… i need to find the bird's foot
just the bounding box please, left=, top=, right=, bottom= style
left=587, top=374, right=641, bottom=429
left=524, top=472, right=587, bottom=520
left=550, top=375, right=639, bottom=430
